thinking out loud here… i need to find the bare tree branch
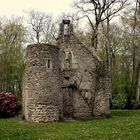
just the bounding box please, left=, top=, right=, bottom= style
left=74, top=0, right=129, bottom=51
left=25, top=9, right=56, bottom=44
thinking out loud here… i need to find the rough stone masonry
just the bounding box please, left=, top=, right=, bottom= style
left=22, top=20, right=110, bottom=123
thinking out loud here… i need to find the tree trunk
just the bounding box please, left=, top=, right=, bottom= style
left=105, top=17, right=112, bottom=97
left=36, top=32, right=40, bottom=43
left=131, top=0, right=140, bottom=102
left=136, top=64, right=140, bottom=101
left=92, top=23, right=99, bottom=51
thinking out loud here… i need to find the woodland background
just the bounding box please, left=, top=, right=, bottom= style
left=0, top=0, right=139, bottom=109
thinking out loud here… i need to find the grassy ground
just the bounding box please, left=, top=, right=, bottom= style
left=0, top=110, right=140, bottom=140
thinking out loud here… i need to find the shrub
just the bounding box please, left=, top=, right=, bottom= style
left=132, top=102, right=140, bottom=109
left=0, top=92, right=19, bottom=118
left=111, top=93, right=127, bottom=109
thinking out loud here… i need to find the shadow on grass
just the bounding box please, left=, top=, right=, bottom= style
left=111, top=110, right=140, bottom=117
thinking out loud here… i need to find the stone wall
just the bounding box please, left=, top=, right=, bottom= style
left=23, top=20, right=110, bottom=123
left=57, top=20, right=110, bottom=118
left=93, top=63, right=110, bottom=116
left=57, top=21, right=95, bottom=119
left=23, top=44, right=62, bottom=122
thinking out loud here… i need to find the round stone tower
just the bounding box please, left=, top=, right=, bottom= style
left=23, top=44, right=61, bottom=122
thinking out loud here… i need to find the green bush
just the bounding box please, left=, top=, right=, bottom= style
left=111, top=93, right=127, bottom=109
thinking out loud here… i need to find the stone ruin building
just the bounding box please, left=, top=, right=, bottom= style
left=22, top=20, right=110, bottom=123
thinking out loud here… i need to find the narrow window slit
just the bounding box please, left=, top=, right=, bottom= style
left=48, top=59, right=51, bottom=68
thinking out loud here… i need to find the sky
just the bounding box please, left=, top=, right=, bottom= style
left=0, top=0, right=74, bottom=18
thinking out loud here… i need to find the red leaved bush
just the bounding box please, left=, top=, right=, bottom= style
left=0, top=92, right=19, bottom=118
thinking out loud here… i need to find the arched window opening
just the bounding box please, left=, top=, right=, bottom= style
left=61, top=51, right=73, bottom=69
left=64, top=52, right=72, bottom=69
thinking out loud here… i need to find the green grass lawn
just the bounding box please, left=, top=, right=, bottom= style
left=0, top=110, right=140, bottom=140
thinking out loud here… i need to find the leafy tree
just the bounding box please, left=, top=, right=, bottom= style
left=0, top=17, right=26, bottom=93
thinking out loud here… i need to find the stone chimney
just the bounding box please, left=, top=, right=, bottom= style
left=57, top=20, right=73, bottom=45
